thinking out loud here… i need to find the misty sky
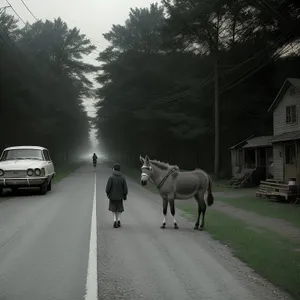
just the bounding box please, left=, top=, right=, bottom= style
left=1, top=0, right=154, bottom=149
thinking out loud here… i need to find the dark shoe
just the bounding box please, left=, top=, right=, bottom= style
left=113, top=221, right=117, bottom=228
left=117, top=221, right=121, bottom=227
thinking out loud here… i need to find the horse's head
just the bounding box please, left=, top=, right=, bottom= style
left=140, top=155, right=152, bottom=186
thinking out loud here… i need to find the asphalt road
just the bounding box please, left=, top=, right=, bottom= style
left=0, top=163, right=291, bottom=300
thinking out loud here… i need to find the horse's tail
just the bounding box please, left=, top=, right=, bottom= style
left=207, top=175, right=214, bottom=206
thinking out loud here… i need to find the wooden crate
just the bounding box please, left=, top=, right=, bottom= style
left=256, top=180, right=299, bottom=201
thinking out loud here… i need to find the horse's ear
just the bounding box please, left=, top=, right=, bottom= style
left=139, top=155, right=144, bottom=164
left=145, top=155, right=150, bottom=163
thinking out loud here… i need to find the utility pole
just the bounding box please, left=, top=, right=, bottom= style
left=214, top=12, right=220, bottom=180
left=214, top=53, right=220, bottom=180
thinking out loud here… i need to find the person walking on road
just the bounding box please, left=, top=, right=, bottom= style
left=92, top=153, right=98, bottom=166
left=105, top=163, right=128, bottom=228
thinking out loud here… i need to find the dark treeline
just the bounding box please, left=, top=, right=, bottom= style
left=94, top=0, right=300, bottom=177
left=0, top=13, right=96, bottom=163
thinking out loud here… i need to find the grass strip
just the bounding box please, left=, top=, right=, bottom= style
left=216, top=195, right=300, bottom=229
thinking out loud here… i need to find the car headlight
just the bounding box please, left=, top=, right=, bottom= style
left=0, top=169, right=4, bottom=176
left=34, top=168, right=41, bottom=176
left=27, top=169, right=34, bottom=176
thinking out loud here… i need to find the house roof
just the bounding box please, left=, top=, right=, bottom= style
left=229, top=135, right=272, bottom=150
left=229, top=134, right=255, bottom=150
left=268, top=78, right=300, bottom=112
left=270, top=130, right=300, bottom=143
left=242, top=136, right=272, bottom=148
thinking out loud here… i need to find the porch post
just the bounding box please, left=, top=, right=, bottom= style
left=255, top=148, right=258, bottom=168
left=283, top=143, right=285, bottom=183
left=265, top=147, right=268, bottom=179
left=295, top=141, right=299, bottom=184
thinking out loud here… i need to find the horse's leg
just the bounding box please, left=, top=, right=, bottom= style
left=200, top=202, right=207, bottom=230
left=169, top=200, right=178, bottom=229
left=161, top=198, right=168, bottom=229
left=194, top=194, right=201, bottom=230
left=198, top=192, right=207, bottom=231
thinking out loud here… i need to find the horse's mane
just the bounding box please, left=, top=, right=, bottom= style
left=150, top=159, right=180, bottom=171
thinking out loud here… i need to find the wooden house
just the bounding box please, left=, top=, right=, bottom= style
left=268, top=78, right=300, bottom=183
left=229, top=135, right=273, bottom=187
left=256, top=78, right=300, bottom=201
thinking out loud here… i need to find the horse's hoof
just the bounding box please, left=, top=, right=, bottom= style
left=194, top=226, right=199, bottom=230
left=174, top=223, right=179, bottom=229
left=160, top=223, right=166, bottom=229
left=199, top=227, right=204, bottom=231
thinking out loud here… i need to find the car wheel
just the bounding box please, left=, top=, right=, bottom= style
left=47, top=180, right=52, bottom=191
left=39, top=182, right=48, bottom=195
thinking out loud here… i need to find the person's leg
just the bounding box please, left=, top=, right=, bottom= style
left=117, top=212, right=121, bottom=227
left=116, top=200, right=123, bottom=227
left=113, top=212, right=117, bottom=228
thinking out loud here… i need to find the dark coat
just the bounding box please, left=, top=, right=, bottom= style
left=106, top=170, right=128, bottom=201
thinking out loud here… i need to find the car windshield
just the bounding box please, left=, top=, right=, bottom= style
left=1, top=149, right=44, bottom=161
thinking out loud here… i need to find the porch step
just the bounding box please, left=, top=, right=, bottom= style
left=228, top=170, right=255, bottom=188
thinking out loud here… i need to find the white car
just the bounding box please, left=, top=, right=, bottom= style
left=0, top=146, right=55, bottom=195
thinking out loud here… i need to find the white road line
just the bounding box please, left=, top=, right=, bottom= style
left=84, top=172, right=98, bottom=300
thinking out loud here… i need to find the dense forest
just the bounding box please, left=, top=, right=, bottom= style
left=0, top=12, right=95, bottom=163
left=94, top=0, right=300, bottom=178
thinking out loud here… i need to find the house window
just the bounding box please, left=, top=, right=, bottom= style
left=286, top=105, right=297, bottom=124
left=285, top=143, right=296, bottom=164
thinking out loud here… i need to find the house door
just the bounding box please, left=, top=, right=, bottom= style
left=284, top=142, right=297, bottom=182
left=238, top=149, right=244, bottom=167
left=258, top=148, right=266, bottom=167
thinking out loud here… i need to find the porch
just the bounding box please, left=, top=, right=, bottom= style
left=229, top=135, right=273, bottom=187
left=256, top=131, right=300, bottom=201
left=270, top=130, right=300, bottom=184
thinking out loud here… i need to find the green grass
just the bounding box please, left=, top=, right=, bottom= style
left=53, top=163, right=81, bottom=183
left=178, top=203, right=300, bottom=300
left=216, top=195, right=300, bottom=229
left=212, top=179, right=256, bottom=193
left=212, top=180, right=232, bottom=192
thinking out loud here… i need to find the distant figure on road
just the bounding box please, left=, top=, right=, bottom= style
left=105, top=163, right=128, bottom=228
left=92, top=153, right=98, bottom=162
left=92, top=153, right=98, bottom=167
